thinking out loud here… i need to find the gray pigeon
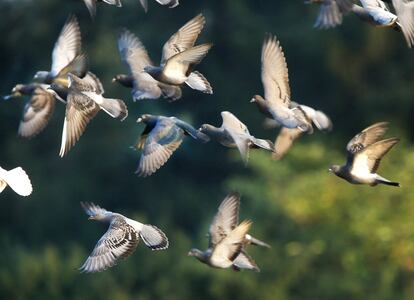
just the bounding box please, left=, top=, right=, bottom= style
left=0, top=166, right=33, bottom=197
left=199, top=111, right=274, bottom=164
left=138, top=0, right=179, bottom=13
left=188, top=192, right=266, bottom=271
left=79, top=202, right=169, bottom=273
left=134, top=114, right=210, bottom=177
left=329, top=122, right=400, bottom=187
left=143, top=14, right=213, bottom=94
left=251, top=34, right=312, bottom=133
left=351, top=0, right=414, bottom=47
left=266, top=103, right=333, bottom=160
left=33, top=16, right=87, bottom=85
left=306, top=0, right=354, bottom=29
left=4, top=83, right=58, bottom=138
left=50, top=73, right=128, bottom=157
left=113, top=29, right=182, bottom=102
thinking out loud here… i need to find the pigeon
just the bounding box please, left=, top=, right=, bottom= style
left=251, top=34, right=313, bottom=133
left=33, top=15, right=87, bottom=85
left=113, top=29, right=182, bottom=102
left=329, top=122, right=400, bottom=187
left=79, top=202, right=169, bottom=273
left=143, top=14, right=213, bottom=94
left=199, top=111, right=274, bottom=164
left=83, top=0, right=122, bottom=19
left=138, top=0, right=179, bottom=13
left=49, top=73, right=128, bottom=157
left=351, top=0, right=414, bottom=47
left=306, top=0, right=354, bottom=29
left=134, top=114, right=210, bottom=177
left=188, top=192, right=265, bottom=271
left=4, top=83, right=59, bottom=138
left=0, top=166, right=33, bottom=197
left=266, top=103, right=333, bottom=160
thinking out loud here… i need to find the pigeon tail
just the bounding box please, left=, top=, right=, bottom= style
left=250, top=137, right=274, bottom=152
left=246, top=234, right=271, bottom=248
left=99, top=98, right=128, bottom=121
left=185, top=71, right=213, bottom=94
left=140, top=224, right=169, bottom=250
left=1, top=167, right=33, bottom=196
left=376, top=177, right=400, bottom=187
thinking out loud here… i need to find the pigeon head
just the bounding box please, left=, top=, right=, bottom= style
left=188, top=248, right=205, bottom=260
left=33, top=71, right=50, bottom=81
left=328, top=165, right=341, bottom=174
left=136, top=114, right=157, bottom=124
left=47, top=83, right=68, bottom=103
left=4, top=84, right=34, bottom=100
left=112, top=74, right=133, bottom=87
left=250, top=95, right=265, bottom=103
left=198, top=124, right=217, bottom=134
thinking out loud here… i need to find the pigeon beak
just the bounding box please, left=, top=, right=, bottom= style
left=187, top=251, right=192, bottom=256
left=136, top=117, right=143, bottom=123
left=88, top=216, right=95, bottom=220
left=111, top=78, right=117, bottom=83
left=328, top=168, right=332, bottom=173
left=250, top=98, right=256, bottom=103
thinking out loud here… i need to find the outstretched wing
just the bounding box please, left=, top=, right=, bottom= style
left=81, top=202, right=110, bottom=218
left=208, top=193, right=241, bottom=247
left=19, top=87, right=56, bottom=138
left=346, top=122, right=389, bottom=154
left=261, top=34, right=291, bottom=106
left=161, top=14, right=205, bottom=65
left=272, top=127, right=303, bottom=160
left=313, top=0, right=353, bottom=29
left=392, top=0, right=414, bottom=47
left=51, top=15, right=81, bottom=76
left=136, top=119, right=185, bottom=177
left=79, top=217, right=139, bottom=273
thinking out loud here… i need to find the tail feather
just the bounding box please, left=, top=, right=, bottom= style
left=2, top=167, right=33, bottom=196
left=140, top=224, right=169, bottom=250
left=246, top=234, right=271, bottom=248
left=251, top=137, right=274, bottom=152
left=377, top=179, right=400, bottom=187
left=185, top=71, right=213, bottom=94
left=100, top=98, right=128, bottom=121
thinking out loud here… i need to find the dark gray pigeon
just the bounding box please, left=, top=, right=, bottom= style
left=305, top=0, right=353, bottom=29
left=251, top=34, right=312, bottom=133
left=113, top=29, right=182, bottom=101
left=79, top=202, right=168, bottom=273
left=50, top=73, right=128, bottom=157
left=199, top=111, right=274, bottom=164
left=4, top=83, right=59, bottom=138
left=188, top=192, right=266, bottom=271
left=329, top=122, right=400, bottom=187
left=142, top=14, right=213, bottom=94
left=134, top=114, right=210, bottom=177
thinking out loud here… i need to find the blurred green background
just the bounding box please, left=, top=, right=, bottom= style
left=1, top=0, right=414, bottom=299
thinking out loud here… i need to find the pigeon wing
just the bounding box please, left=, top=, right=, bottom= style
left=79, top=218, right=139, bottom=273
left=18, top=87, right=56, bottom=138
left=392, top=0, right=414, bottom=47
left=346, top=122, right=389, bottom=154
left=233, top=250, right=260, bottom=272
left=59, top=92, right=100, bottom=157
left=161, top=14, right=205, bottom=65
left=261, top=34, right=291, bottom=106
left=208, top=193, right=241, bottom=247
left=136, top=119, right=185, bottom=176
left=272, top=127, right=303, bottom=160
left=352, top=138, right=399, bottom=174
left=51, top=16, right=81, bottom=76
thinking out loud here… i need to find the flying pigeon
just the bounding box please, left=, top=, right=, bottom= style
left=0, top=166, right=33, bottom=197
left=329, top=122, right=400, bottom=187
left=138, top=0, right=179, bottom=13
left=266, top=103, right=333, bottom=160
left=143, top=14, right=213, bottom=94
left=134, top=114, right=210, bottom=177
left=49, top=73, right=128, bottom=157
left=199, top=111, right=274, bottom=164
left=251, top=34, right=313, bottom=133
left=351, top=0, right=414, bottom=47
left=113, top=29, right=182, bottom=102
left=33, top=15, right=87, bottom=86
left=79, top=202, right=169, bottom=273
left=4, top=83, right=59, bottom=138
left=188, top=192, right=266, bottom=271
left=305, top=0, right=354, bottom=29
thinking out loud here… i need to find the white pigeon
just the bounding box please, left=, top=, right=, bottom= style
left=80, top=202, right=169, bottom=273
left=0, top=166, right=33, bottom=196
